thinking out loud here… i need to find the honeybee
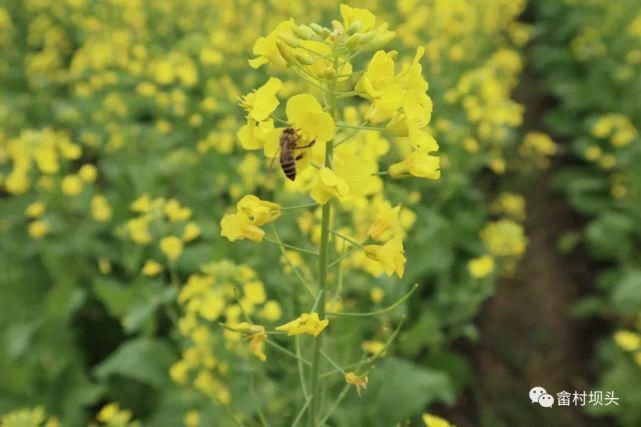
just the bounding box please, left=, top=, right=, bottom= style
left=277, top=128, right=316, bottom=181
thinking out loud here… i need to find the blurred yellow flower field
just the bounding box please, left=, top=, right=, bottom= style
left=0, top=0, right=640, bottom=426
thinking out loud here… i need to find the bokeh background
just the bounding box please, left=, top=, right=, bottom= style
left=1, top=0, right=640, bottom=426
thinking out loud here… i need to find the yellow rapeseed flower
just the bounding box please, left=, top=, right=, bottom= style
left=367, top=204, right=400, bottom=240
left=310, top=168, right=350, bottom=204
left=91, top=195, right=113, bottom=222
left=142, top=260, right=163, bottom=277
left=389, top=146, right=440, bottom=180
left=276, top=312, right=329, bottom=337
left=260, top=301, right=282, bottom=322
left=234, top=322, right=268, bottom=362
left=364, top=236, right=406, bottom=278
left=131, top=193, right=152, bottom=213
left=184, top=411, right=200, bottom=427
left=340, top=4, right=376, bottom=32
left=249, top=19, right=296, bottom=69
left=491, top=193, right=526, bottom=222
left=128, top=217, right=152, bottom=244
left=467, top=255, right=495, bottom=279
left=165, top=199, right=192, bottom=222
left=344, top=371, right=369, bottom=396
left=0, top=406, right=46, bottom=427
left=61, top=174, right=83, bottom=196
left=370, top=287, right=384, bottom=303
left=239, top=77, right=283, bottom=122
left=28, top=220, right=49, bottom=239
left=25, top=201, right=46, bottom=218
left=355, top=50, right=396, bottom=99
left=78, top=163, right=98, bottom=182
left=584, top=145, right=602, bottom=161
left=160, top=236, right=184, bottom=261
left=236, top=194, right=282, bottom=226
left=362, top=340, right=386, bottom=356
left=237, top=118, right=276, bottom=151
left=220, top=212, right=265, bottom=242
left=480, top=220, right=527, bottom=257
left=423, top=413, right=454, bottom=427
left=97, top=403, right=133, bottom=425
left=614, top=330, right=641, bottom=352
left=182, top=222, right=201, bottom=242
left=286, top=94, right=335, bottom=143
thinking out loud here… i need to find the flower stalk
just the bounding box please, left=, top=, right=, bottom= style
left=307, top=58, right=338, bottom=427
left=221, top=5, right=439, bottom=424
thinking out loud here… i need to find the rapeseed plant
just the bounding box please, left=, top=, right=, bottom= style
left=0, top=0, right=530, bottom=424
left=221, top=5, right=439, bottom=425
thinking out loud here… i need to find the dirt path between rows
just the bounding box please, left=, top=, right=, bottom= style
left=475, top=56, right=617, bottom=425
left=443, top=65, right=613, bottom=427
left=474, top=165, right=603, bottom=427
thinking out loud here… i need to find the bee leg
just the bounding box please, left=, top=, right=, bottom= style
left=295, top=153, right=305, bottom=160
left=293, top=139, right=316, bottom=150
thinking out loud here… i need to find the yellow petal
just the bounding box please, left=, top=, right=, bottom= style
left=286, top=94, right=335, bottom=142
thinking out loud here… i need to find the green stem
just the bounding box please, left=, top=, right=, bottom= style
left=250, top=375, right=271, bottom=427
left=265, top=339, right=312, bottom=366
left=336, top=91, right=358, bottom=99
left=320, top=350, right=346, bottom=375
left=329, top=229, right=365, bottom=249
left=319, top=383, right=350, bottom=425
left=327, top=239, right=368, bottom=268
left=263, top=237, right=319, bottom=256
left=296, top=336, right=310, bottom=399
left=269, top=225, right=315, bottom=297
left=335, top=123, right=387, bottom=131
left=327, top=284, right=419, bottom=318
left=320, top=318, right=405, bottom=377
left=281, top=202, right=319, bottom=210
left=222, top=404, right=246, bottom=427
left=307, top=55, right=338, bottom=427
left=292, top=396, right=313, bottom=427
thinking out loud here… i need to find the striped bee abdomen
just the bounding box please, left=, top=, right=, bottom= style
left=280, top=152, right=297, bottom=180
left=279, top=127, right=301, bottom=181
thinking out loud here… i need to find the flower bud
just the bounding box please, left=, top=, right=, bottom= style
left=293, top=25, right=316, bottom=40
left=310, top=23, right=330, bottom=37
left=320, top=66, right=336, bottom=80
left=276, top=40, right=297, bottom=66
left=358, top=31, right=377, bottom=44
left=294, top=51, right=315, bottom=65
left=346, top=34, right=361, bottom=49
left=371, top=31, right=396, bottom=49
left=278, top=33, right=299, bottom=48
left=346, top=20, right=362, bottom=35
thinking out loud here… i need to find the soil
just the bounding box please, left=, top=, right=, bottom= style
left=439, top=61, right=613, bottom=427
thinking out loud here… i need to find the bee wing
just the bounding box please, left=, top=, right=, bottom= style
left=267, top=146, right=281, bottom=171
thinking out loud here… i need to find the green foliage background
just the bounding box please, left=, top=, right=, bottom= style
left=0, top=0, right=640, bottom=426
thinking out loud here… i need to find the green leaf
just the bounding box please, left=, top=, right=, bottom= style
left=570, top=296, right=605, bottom=317
left=94, top=338, right=177, bottom=389
left=400, top=312, right=444, bottom=356
left=611, top=271, right=641, bottom=314
left=93, top=278, right=135, bottom=318
left=585, top=213, right=635, bottom=261
left=93, top=278, right=169, bottom=334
